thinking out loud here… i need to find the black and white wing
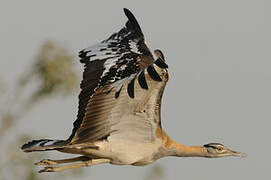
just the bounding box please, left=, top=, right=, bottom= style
left=67, top=8, right=169, bottom=144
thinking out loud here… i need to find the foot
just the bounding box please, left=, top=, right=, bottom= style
left=35, top=159, right=57, bottom=166
left=38, top=166, right=55, bottom=173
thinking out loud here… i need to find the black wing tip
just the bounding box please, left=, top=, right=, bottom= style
left=115, top=85, right=123, bottom=99
left=123, top=8, right=133, bottom=17
left=123, top=8, right=134, bottom=22
left=123, top=8, right=130, bottom=13
left=123, top=8, right=142, bottom=34
left=138, top=71, right=149, bottom=90
left=154, top=58, right=169, bottom=69
left=147, top=65, right=162, bottom=82
left=127, top=78, right=135, bottom=98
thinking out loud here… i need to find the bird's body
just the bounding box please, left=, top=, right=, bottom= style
left=21, top=8, right=245, bottom=173
left=73, top=135, right=164, bottom=166
left=58, top=65, right=169, bottom=166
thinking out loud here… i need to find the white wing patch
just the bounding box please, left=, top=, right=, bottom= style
left=85, top=43, right=119, bottom=60
left=102, top=56, right=120, bottom=78
left=129, top=40, right=140, bottom=54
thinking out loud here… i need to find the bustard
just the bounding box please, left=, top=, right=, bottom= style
left=21, top=8, right=246, bottom=173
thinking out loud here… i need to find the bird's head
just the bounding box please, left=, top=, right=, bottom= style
left=203, top=143, right=246, bottom=158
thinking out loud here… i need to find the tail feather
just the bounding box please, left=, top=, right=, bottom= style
left=21, top=139, right=66, bottom=152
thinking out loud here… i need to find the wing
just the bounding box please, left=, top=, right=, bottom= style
left=70, top=58, right=169, bottom=144
left=66, top=8, right=155, bottom=143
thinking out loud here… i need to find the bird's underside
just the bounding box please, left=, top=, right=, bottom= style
left=21, top=8, right=245, bottom=173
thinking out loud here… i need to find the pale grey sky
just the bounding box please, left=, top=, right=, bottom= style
left=1, top=0, right=270, bottom=179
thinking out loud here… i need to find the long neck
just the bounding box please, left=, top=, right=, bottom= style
left=169, top=141, right=207, bottom=157
left=162, top=134, right=207, bottom=157
left=157, top=128, right=208, bottom=157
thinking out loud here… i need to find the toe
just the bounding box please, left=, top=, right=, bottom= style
left=35, top=159, right=56, bottom=166
left=38, top=166, right=55, bottom=173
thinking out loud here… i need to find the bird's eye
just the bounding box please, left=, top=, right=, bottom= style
left=217, top=147, right=223, bottom=151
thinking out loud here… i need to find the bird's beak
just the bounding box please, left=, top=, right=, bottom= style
left=228, top=149, right=247, bottom=158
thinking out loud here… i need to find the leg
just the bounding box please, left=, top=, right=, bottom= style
left=35, top=156, right=90, bottom=166
left=38, top=158, right=110, bottom=173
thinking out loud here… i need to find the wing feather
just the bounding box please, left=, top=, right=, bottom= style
left=70, top=60, right=169, bottom=144
left=66, top=9, right=154, bottom=143
left=67, top=9, right=167, bottom=145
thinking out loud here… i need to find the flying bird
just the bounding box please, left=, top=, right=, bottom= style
left=21, top=8, right=246, bottom=173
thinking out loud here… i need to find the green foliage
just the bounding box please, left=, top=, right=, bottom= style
left=0, top=40, right=79, bottom=180
left=18, top=40, right=78, bottom=109
left=0, top=112, right=16, bottom=139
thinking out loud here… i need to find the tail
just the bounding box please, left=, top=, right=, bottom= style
left=21, top=139, right=67, bottom=152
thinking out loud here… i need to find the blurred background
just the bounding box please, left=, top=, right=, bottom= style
left=0, top=0, right=270, bottom=179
